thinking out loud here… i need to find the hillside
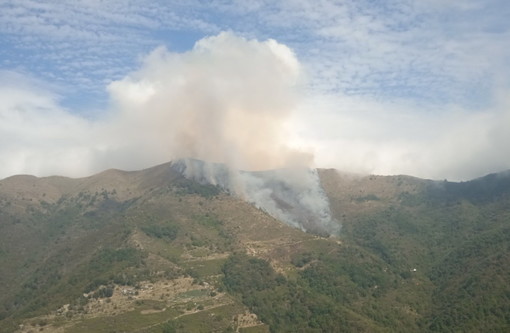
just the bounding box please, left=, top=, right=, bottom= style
left=320, top=169, right=510, bottom=332
left=0, top=162, right=508, bottom=332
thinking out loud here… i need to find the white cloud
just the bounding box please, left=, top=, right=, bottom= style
left=291, top=92, right=510, bottom=181
left=0, top=71, right=95, bottom=178
left=2, top=0, right=509, bottom=113
left=0, top=0, right=218, bottom=101
left=1, top=0, right=510, bottom=183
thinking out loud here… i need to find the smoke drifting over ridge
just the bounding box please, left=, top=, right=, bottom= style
left=0, top=32, right=339, bottom=235
left=3, top=31, right=509, bottom=231
left=105, top=32, right=338, bottom=234
left=173, top=159, right=340, bottom=236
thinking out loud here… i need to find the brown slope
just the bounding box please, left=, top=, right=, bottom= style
left=0, top=161, right=323, bottom=332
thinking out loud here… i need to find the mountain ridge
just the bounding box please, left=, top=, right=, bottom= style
left=0, top=160, right=509, bottom=332
left=4, top=159, right=510, bottom=183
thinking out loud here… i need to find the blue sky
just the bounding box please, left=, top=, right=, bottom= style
left=1, top=0, right=510, bottom=180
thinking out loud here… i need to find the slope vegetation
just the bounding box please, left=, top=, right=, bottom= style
left=320, top=169, right=510, bottom=332
left=0, top=164, right=508, bottom=332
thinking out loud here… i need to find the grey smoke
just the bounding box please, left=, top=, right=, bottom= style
left=173, top=158, right=340, bottom=236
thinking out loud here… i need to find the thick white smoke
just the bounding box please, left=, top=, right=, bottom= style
left=7, top=31, right=510, bottom=233
left=104, top=32, right=340, bottom=234
left=0, top=32, right=340, bottom=235
left=4, top=32, right=510, bottom=183
left=174, top=159, right=340, bottom=236
left=106, top=32, right=312, bottom=171
left=105, top=32, right=339, bottom=234
left=103, top=32, right=337, bottom=235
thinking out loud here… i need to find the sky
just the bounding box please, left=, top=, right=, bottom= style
left=1, top=0, right=509, bottom=181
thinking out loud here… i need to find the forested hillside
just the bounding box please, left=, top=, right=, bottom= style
left=321, top=169, right=510, bottom=332
left=0, top=163, right=508, bottom=332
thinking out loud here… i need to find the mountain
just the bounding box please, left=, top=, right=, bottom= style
left=0, top=162, right=509, bottom=332
left=320, top=170, right=510, bottom=332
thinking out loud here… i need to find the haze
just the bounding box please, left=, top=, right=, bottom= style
left=1, top=1, right=509, bottom=181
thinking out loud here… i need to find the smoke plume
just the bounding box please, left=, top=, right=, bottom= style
left=173, top=159, right=340, bottom=236
left=5, top=31, right=510, bottom=233
left=104, top=32, right=339, bottom=235
left=0, top=32, right=339, bottom=235
left=106, top=32, right=311, bottom=171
